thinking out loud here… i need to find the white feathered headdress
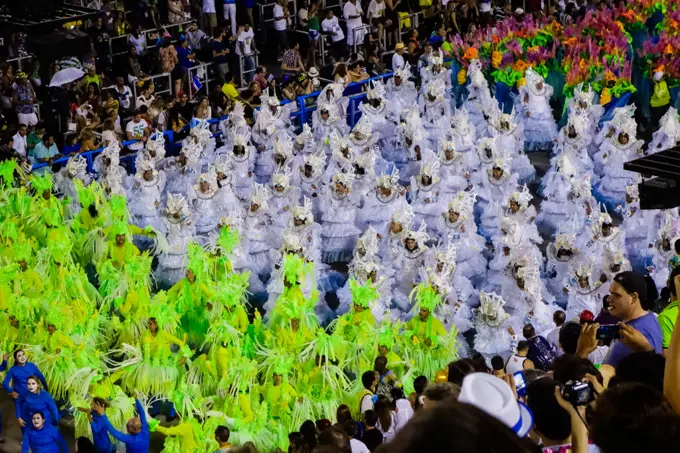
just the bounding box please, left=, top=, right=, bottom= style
left=448, top=190, right=476, bottom=218
left=100, top=141, right=121, bottom=168
left=332, top=168, right=355, bottom=189
left=477, top=137, right=497, bottom=164
left=166, top=192, right=190, bottom=218
left=366, top=79, right=387, bottom=101
left=403, top=220, right=429, bottom=249
left=477, top=291, right=509, bottom=327
left=573, top=83, right=595, bottom=108
left=525, top=67, right=544, bottom=87
left=438, top=139, right=461, bottom=164
left=249, top=182, right=270, bottom=211
left=274, top=135, right=294, bottom=161
left=66, top=154, right=87, bottom=177
left=190, top=119, right=213, bottom=144
left=356, top=226, right=380, bottom=258
left=508, top=185, right=532, bottom=210
left=468, top=59, right=487, bottom=89
left=272, top=166, right=292, bottom=191
left=377, top=166, right=400, bottom=189
left=219, top=210, right=244, bottom=230
left=180, top=142, right=201, bottom=167
left=195, top=168, right=218, bottom=195
left=296, top=123, right=313, bottom=147
left=147, top=132, right=166, bottom=159
left=391, top=204, right=415, bottom=228
left=352, top=114, right=373, bottom=138
left=570, top=174, right=592, bottom=199
left=425, top=78, right=446, bottom=103
left=301, top=151, right=326, bottom=178
left=290, top=196, right=314, bottom=225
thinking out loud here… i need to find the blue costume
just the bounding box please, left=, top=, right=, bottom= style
left=103, top=399, right=150, bottom=453
left=20, top=390, right=60, bottom=427
left=3, top=361, right=48, bottom=420
left=92, top=412, right=115, bottom=453
left=21, top=423, right=69, bottom=453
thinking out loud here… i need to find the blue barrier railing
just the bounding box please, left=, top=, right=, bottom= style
left=31, top=73, right=394, bottom=175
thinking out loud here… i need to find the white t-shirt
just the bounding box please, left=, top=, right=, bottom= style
left=126, top=118, right=148, bottom=151
left=12, top=132, right=27, bottom=158
left=360, top=393, right=374, bottom=415
left=367, top=0, right=385, bottom=19
left=350, top=439, right=370, bottom=453
left=343, top=1, right=364, bottom=29
left=273, top=4, right=287, bottom=31
left=547, top=327, right=561, bottom=355
left=102, top=129, right=119, bottom=146
left=394, top=398, right=413, bottom=431
left=113, top=85, right=132, bottom=110
left=392, top=52, right=404, bottom=72
left=376, top=412, right=398, bottom=443
left=203, top=0, right=216, bottom=13
left=322, top=17, right=345, bottom=42
left=506, top=354, right=528, bottom=375
left=237, top=28, right=255, bottom=56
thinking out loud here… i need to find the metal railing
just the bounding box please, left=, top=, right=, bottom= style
left=31, top=72, right=391, bottom=174
left=187, top=62, right=212, bottom=99
left=131, top=72, right=173, bottom=106
left=238, top=52, right=260, bottom=88
left=6, top=55, right=35, bottom=72
left=107, top=20, right=193, bottom=62
left=351, top=24, right=371, bottom=55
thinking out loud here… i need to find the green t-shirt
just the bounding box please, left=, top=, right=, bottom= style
left=658, top=300, right=678, bottom=349
left=26, top=131, right=43, bottom=157
left=442, top=41, right=453, bottom=69
left=308, top=15, right=320, bottom=31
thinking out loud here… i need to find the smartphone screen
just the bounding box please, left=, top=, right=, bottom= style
left=267, top=74, right=274, bottom=82
left=596, top=324, right=620, bottom=342
left=513, top=371, right=527, bottom=397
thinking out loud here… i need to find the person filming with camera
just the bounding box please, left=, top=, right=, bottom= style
left=576, top=271, right=662, bottom=368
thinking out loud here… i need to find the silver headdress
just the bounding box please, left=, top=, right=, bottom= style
left=477, top=291, right=509, bottom=327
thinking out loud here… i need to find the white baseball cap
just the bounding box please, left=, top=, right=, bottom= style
left=458, top=373, right=533, bottom=437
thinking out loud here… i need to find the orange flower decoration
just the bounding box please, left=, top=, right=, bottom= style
left=669, top=19, right=678, bottom=30
left=615, top=21, right=624, bottom=32
left=664, top=43, right=673, bottom=55
left=578, top=58, right=587, bottom=73
left=563, top=37, right=577, bottom=47
left=492, top=35, right=500, bottom=44
left=463, top=47, right=478, bottom=60
left=514, top=60, right=528, bottom=73
left=621, top=10, right=635, bottom=20
left=528, top=46, right=540, bottom=53
left=604, top=71, right=617, bottom=83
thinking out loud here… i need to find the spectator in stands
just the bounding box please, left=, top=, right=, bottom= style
left=112, top=77, right=133, bottom=116
left=406, top=29, right=420, bottom=56
left=128, top=24, right=147, bottom=57
left=252, top=67, right=269, bottom=91
left=168, top=0, right=186, bottom=24
left=659, top=266, right=680, bottom=356
left=0, top=136, right=19, bottom=162
left=281, top=78, right=298, bottom=102
left=157, top=96, right=175, bottom=132
left=136, top=80, right=156, bottom=110
left=89, top=16, right=111, bottom=73
left=126, top=110, right=150, bottom=152
left=12, top=124, right=28, bottom=159
left=223, top=0, right=237, bottom=35
left=33, top=134, right=60, bottom=174
left=26, top=122, right=45, bottom=163
left=392, top=42, right=406, bottom=72
left=211, top=28, right=231, bottom=85
left=322, top=9, right=346, bottom=60
left=101, top=118, right=119, bottom=146
left=282, top=41, right=306, bottom=75
left=523, top=323, right=557, bottom=371
left=344, top=0, right=366, bottom=50
left=202, top=0, right=217, bottom=36
left=177, top=37, right=198, bottom=71
left=547, top=310, right=566, bottom=354
left=79, top=128, right=99, bottom=153
left=187, top=21, right=207, bottom=51
left=13, top=72, right=38, bottom=127
left=126, top=46, right=144, bottom=85
left=84, top=83, right=102, bottom=116
left=222, top=73, right=240, bottom=102
left=597, top=272, right=662, bottom=367
left=349, top=61, right=369, bottom=82
left=368, top=0, right=386, bottom=43
left=361, top=410, right=383, bottom=451
left=506, top=340, right=535, bottom=374
left=561, top=322, right=608, bottom=365
left=490, top=355, right=505, bottom=378
left=113, top=11, right=130, bottom=37
left=333, top=63, right=350, bottom=86
left=236, top=23, right=257, bottom=83
left=174, top=92, right=194, bottom=122
left=193, top=96, right=212, bottom=122
left=273, top=0, right=291, bottom=61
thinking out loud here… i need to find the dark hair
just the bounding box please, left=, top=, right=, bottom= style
left=33, top=411, right=45, bottom=420
left=491, top=355, right=505, bottom=371
left=43, top=134, right=54, bottom=143
left=391, top=387, right=406, bottom=401
left=557, top=322, right=580, bottom=354
left=316, top=419, right=332, bottom=432
left=300, top=419, right=318, bottom=449
left=75, top=437, right=97, bottom=453
left=553, top=310, right=566, bottom=326
left=289, top=432, right=310, bottom=453
left=447, top=358, right=486, bottom=385
left=413, top=376, right=428, bottom=394
left=215, top=425, right=230, bottom=442
left=92, top=397, right=108, bottom=408
left=670, top=265, right=680, bottom=298
left=374, top=395, right=392, bottom=432
left=361, top=371, right=375, bottom=389
left=613, top=352, right=665, bottom=392
left=675, top=239, right=680, bottom=254
left=526, top=378, right=571, bottom=442
left=379, top=401, right=538, bottom=453
left=517, top=340, right=530, bottom=352
left=374, top=355, right=387, bottom=370
left=336, top=405, right=353, bottom=426
left=317, top=426, right=351, bottom=453
left=522, top=324, right=536, bottom=339
left=363, top=409, right=378, bottom=427
left=13, top=349, right=24, bottom=360
left=613, top=271, right=647, bottom=304
left=342, top=420, right=357, bottom=437
left=591, top=384, right=680, bottom=453
left=551, top=355, right=602, bottom=385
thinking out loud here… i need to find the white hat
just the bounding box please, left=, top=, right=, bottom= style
left=458, top=373, right=533, bottom=437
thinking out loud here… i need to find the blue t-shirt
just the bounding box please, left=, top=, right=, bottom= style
left=177, top=45, right=193, bottom=68
left=604, top=312, right=662, bottom=367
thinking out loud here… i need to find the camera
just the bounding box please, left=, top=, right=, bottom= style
left=596, top=324, right=620, bottom=343
left=561, top=381, right=594, bottom=406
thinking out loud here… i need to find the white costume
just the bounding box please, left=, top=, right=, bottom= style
left=156, top=193, right=196, bottom=287
left=517, top=67, right=558, bottom=150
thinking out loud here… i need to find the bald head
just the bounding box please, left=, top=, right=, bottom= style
left=127, top=417, right=142, bottom=434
